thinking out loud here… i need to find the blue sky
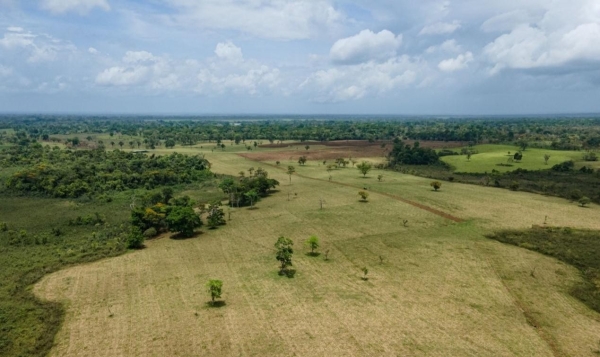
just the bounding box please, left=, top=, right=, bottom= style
left=0, top=0, right=600, bottom=114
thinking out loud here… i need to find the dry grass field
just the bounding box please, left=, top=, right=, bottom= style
left=34, top=145, right=600, bottom=357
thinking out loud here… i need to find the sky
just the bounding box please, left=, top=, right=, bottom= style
left=0, top=0, right=600, bottom=115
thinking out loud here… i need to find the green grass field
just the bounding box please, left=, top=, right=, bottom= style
left=441, top=144, right=583, bottom=173
left=30, top=148, right=600, bottom=357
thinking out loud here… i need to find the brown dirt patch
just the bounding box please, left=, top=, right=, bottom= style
left=248, top=140, right=464, bottom=162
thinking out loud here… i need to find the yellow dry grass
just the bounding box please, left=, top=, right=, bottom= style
left=34, top=151, right=600, bottom=357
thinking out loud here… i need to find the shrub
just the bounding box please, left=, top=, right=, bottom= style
left=0, top=222, right=7, bottom=232
left=509, top=181, right=519, bottom=191
left=143, top=227, right=158, bottom=238
left=430, top=181, right=442, bottom=191
left=127, top=226, right=145, bottom=249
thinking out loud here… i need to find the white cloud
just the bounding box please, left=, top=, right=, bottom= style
left=330, top=29, right=402, bottom=65
left=88, top=47, right=98, bottom=54
left=40, top=0, right=110, bottom=15
left=0, top=29, right=76, bottom=63
left=483, top=0, right=600, bottom=74
left=156, top=0, right=345, bottom=40
left=301, top=56, right=424, bottom=102
left=7, top=26, right=23, bottom=32
left=214, top=41, right=243, bottom=63
left=95, top=47, right=281, bottom=96
left=425, top=39, right=461, bottom=54
left=485, top=23, right=600, bottom=74
left=419, top=20, right=461, bottom=35
left=438, top=52, right=473, bottom=72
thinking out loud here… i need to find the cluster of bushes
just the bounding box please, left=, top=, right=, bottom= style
left=68, top=213, right=106, bottom=226
left=129, top=190, right=226, bottom=247
left=3, top=143, right=211, bottom=198
left=218, top=168, right=279, bottom=207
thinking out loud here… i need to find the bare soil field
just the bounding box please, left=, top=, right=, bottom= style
left=34, top=149, right=600, bottom=357
left=245, top=140, right=463, bottom=162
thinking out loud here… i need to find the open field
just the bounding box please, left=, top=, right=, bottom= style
left=33, top=147, right=600, bottom=357
left=441, top=145, right=583, bottom=173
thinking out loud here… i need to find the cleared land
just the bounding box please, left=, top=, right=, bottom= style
left=34, top=145, right=600, bottom=357
left=441, top=144, right=583, bottom=173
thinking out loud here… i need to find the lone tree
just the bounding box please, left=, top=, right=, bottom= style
left=466, top=151, right=472, bottom=161
left=166, top=206, right=202, bottom=237
left=275, top=236, right=294, bottom=274
left=430, top=181, right=442, bottom=191
left=298, top=156, right=307, bottom=166
left=305, top=145, right=310, bottom=151
left=377, top=174, right=383, bottom=182
left=578, top=196, right=591, bottom=207
left=358, top=190, right=369, bottom=201
left=357, top=161, right=372, bottom=177
left=287, top=166, right=296, bottom=184
left=544, top=154, right=551, bottom=165
left=305, top=235, right=320, bottom=255
left=206, top=279, right=223, bottom=306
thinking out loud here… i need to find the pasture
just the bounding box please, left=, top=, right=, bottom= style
left=33, top=144, right=600, bottom=357
left=441, top=144, right=582, bottom=173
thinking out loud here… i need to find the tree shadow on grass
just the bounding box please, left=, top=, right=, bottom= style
left=205, top=301, right=227, bottom=308
left=170, top=231, right=203, bottom=240
left=278, top=269, right=296, bottom=278
left=305, top=252, right=321, bottom=257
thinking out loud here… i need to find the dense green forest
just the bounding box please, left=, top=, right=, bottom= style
left=2, top=115, right=600, bottom=149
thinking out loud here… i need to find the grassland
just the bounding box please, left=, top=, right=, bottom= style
left=32, top=144, right=600, bottom=357
left=441, top=144, right=583, bottom=173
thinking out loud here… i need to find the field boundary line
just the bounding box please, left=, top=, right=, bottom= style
left=475, top=242, right=565, bottom=357
left=238, top=154, right=464, bottom=223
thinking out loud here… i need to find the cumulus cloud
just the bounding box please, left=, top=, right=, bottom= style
left=88, top=47, right=98, bottom=54
left=95, top=45, right=281, bottom=95
left=214, top=41, right=243, bottom=63
left=301, top=56, right=424, bottom=102
left=330, top=29, right=402, bottom=65
left=155, top=0, right=345, bottom=40
left=485, top=23, right=600, bottom=74
left=438, top=52, right=473, bottom=72
left=419, top=20, right=461, bottom=35
left=40, top=0, right=110, bottom=15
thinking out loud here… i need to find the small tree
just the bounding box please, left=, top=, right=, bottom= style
left=298, top=156, right=307, bottom=165
left=578, top=196, right=591, bottom=207
left=305, top=145, right=310, bottom=151
left=377, top=174, right=383, bottom=182
left=356, top=161, right=372, bottom=177
left=275, top=236, right=294, bottom=274
left=276, top=161, right=280, bottom=166
left=544, top=154, right=551, bottom=165
left=466, top=152, right=472, bottom=161
left=206, top=202, right=226, bottom=228
left=361, top=267, right=369, bottom=280
left=358, top=190, right=369, bottom=201
left=206, top=279, right=223, bottom=306
left=244, top=189, right=259, bottom=208
left=305, top=235, right=320, bottom=255
left=430, top=181, right=441, bottom=191
left=287, top=166, right=295, bottom=184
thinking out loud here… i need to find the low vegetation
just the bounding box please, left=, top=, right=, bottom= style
left=487, top=227, right=600, bottom=313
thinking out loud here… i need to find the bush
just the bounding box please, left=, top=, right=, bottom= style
left=143, top=227, right=158, bottom=238
left=430, top=181, right=442, bottom=191
left=127, top=226, right=145, bottom=249
left=0, top=222, right=7, bottom=232
left=509, top=181, right=519, bottom=191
